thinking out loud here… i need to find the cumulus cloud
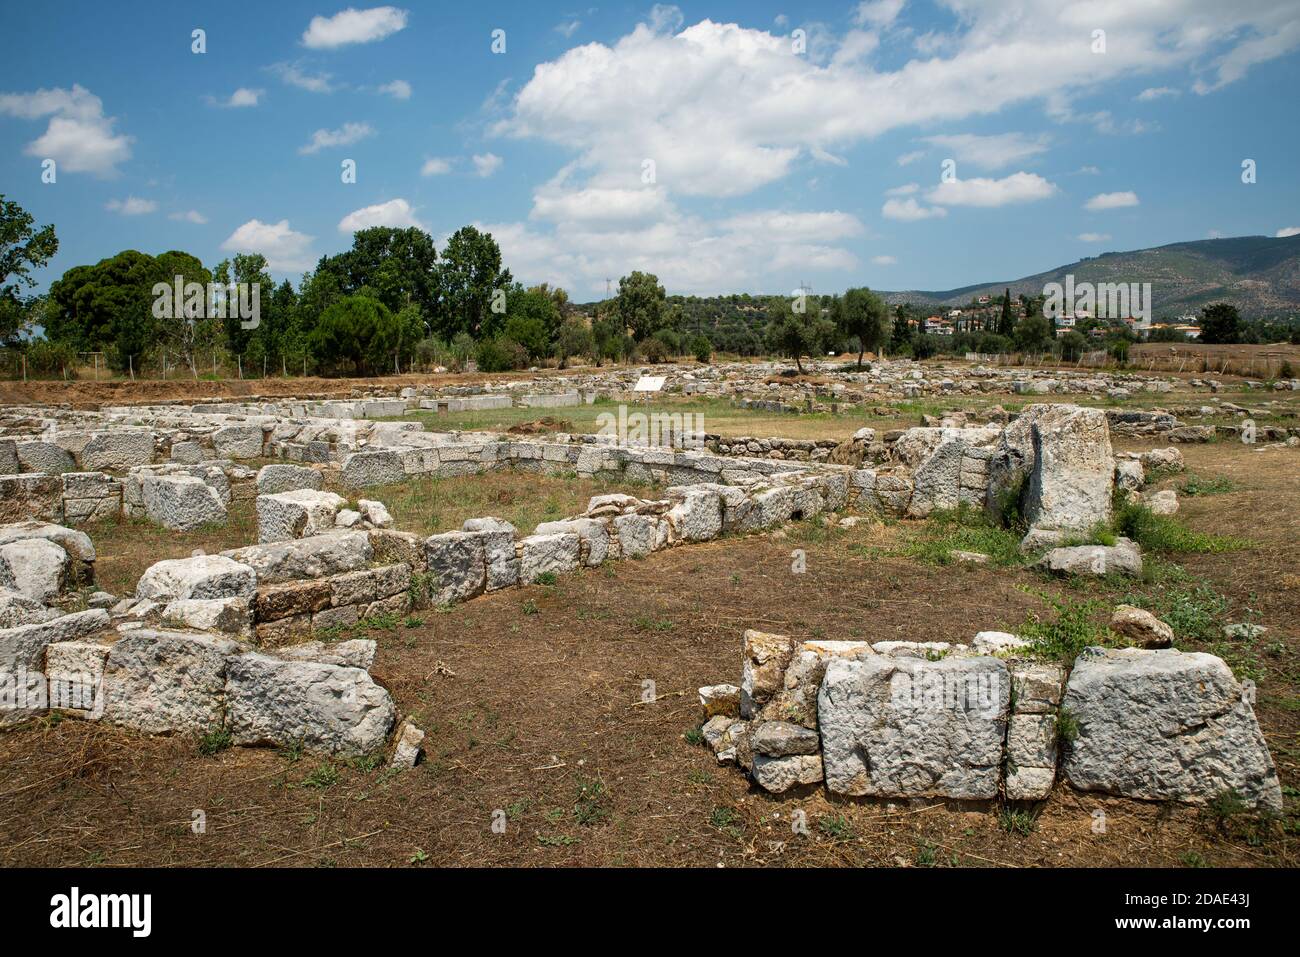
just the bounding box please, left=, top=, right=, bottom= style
left=923, top=132, right=1049, bottom=171
left=338, top=198, right=423, bottom=232
left=882, top=197, right=946, bottom=221
left=853, top=0, right=905, bottom=28
left=0, top=84, right=132, bottom=176
left=1277, top=226, right=1300, bottom=238
left=1084, top=190, right=1140, bottom=211
left=105, top=196, right=157, bottom=215
left=271, top=63, right=337, bottom=94
left=377, top=80, right=411, bottom=100
left=871, top=254, right=898, bottom=265
left=1078, top=232, right=1111, bottom=242
left=302, top=6, right=409, bottom=49
left=299, top=122, right=374, bottom=154
left=896, top=150, right=926, bottom=166
left=221, top=219, right=316, bottom=272
left=472, top=152, right=503, bottom=177
left=209, top=87, right=264, bottom=108
left=170, top=210, right=208, bottom=224
left=420, top=157, right=452, bottom=176
left=926, top=171, right=1057, bottom=207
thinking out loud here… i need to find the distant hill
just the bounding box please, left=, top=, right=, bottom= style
left=880, top=234, right=1300, bottom=318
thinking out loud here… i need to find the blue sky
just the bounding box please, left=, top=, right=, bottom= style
left=3, top=1, right=1299, bottom=300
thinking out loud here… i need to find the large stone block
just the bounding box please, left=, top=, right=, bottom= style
left=1062, top=647, right=1282, bottom=811
left=141, top=473, right=227, bottom=531
left=256, top=488, right=346, bottom=543
left=255, top=463, right=324, bottom=495
left=340, top=449, right=405, bottom=488
left=519, top=532, right=580, bottom=583
left=102, top=628, right=237, bottom=734
left=423, top=531, right=486, bottom=605
left=81, top=431, right=154, bottom=472
left=818, top=655, right=1010, bottom=799
left=135, top=554, right=256, bottom=602
left=462, top=517, right=519, bottom=588
left=211, top=424, right=264, bottom=459
left=225, top=652, right=394, bottom=757
left=223, top=531, right=372, bottom=584
left=0, top=537, right=68, bottom=603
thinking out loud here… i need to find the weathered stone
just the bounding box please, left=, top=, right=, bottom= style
left=17, top=440, right=75, bottom=474
left=613, top=513, right=659, bottom=558
left=972, top=631, right=1030, bottom=656
left=329, top=563, right=410, bottom=607
left=740, top=629, right=797, bottom=719
left=665, top=486, right=723, bottom=542
left=0, top=608, right=110, bottom=673
left=256, top=488, right=347, bottom=543
left=141, top=474, right=226, bottom=531
left=103, top=628, right=237, bottom=734
left=0, top=521, right=95, bottom=565
left=136, top=555, right=256, bottom=602
left=225, top=652, right=395, bottom=757
left=519, top=532, right=580, bottom=583
left=1145, top=489, right=1179, bottom=516
left=356, top=499, right=393, bottom=528
left=81, top=431, right=154, bottom=472
left=750, top=720, right=819, bottom=757
left=1009, top=662, right=1066, bottom=714
left=751, top=753, right=823, bottom=792
left=391, top=720, right=425, bottom=768
left=1062, top=647, right=1282, bottom=811
left=462, top=517, right=519, bottom=589
left=211, top=424, right=264, bottom=459
left=254, top=579, right=331, bottom=620
left=0, top=537, right=69, bottom=603
left=276, top=638, right=376, bottom=669
left=224, top=531, right=372, bottom=584
left=0, top=587, right=57, bottom=628
left=340, top=449, right=405, bottom=488
left=534, top=518, right=609, bottom=566
left=423, top=532, right=486, bottom=605
left=44, top=639, right=111, bottom=717
left=255, top=463, right=323, bottom=495
left=698, top=683, right=741, bottom=718
left=161, top=597, right=252, bottom=636
left=1035, top=538, right=1142, bottom=578
left=1110, top=605, right=1174, bottom=648
left=818, top=655, right=1009, bottom=799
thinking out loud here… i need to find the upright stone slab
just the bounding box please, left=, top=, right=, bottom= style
left=818, top=654, right=1010, bottom=799
left=1062, top=647, right=1282, bottom=811
left=141, top=474, right=227, bottom=531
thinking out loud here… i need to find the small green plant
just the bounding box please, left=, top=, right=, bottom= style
left=1114, top=500, right=1251, bottom=554
left=404, top=616, right=424, bottom=628
left=710, top=805, right=744, bottom=839
left=522, top=599, right=539, bottom=615
left=684, top=725, right=705, bottom=746
left=1204, top=788, right=1247, bottom=832
left=915, top=840, right=938, bottom=866
left=817, top=813, right=855, bottom=841
left=534, top=571, right=558, bottom=586
left=536, top=832, right=579, bottom=847
left=1180, top=850, right=1208, bottom=867
left=1018, top=591, right=1110, bottom=662
left=198, top=727, right=232, bottom=756
left=409, top=848, right=428, bottom=864
left=350, top=752, right=383, bottom=773
left=1055, top=707, right=1080, bottom=746
left=999, top=807, right=1036, bottom=836
left=302, top=762, right=339, bottom=790
left=1179, top=474, right=1238, bottom=497
left=573, top=775, right=610, bottom=826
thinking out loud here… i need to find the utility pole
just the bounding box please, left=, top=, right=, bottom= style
left=605, top=278, right=613, bottom=299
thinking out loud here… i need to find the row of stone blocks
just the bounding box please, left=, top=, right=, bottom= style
left=699, top=630, right=1282, bottom=811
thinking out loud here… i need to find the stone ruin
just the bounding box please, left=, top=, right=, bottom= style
left=697, top=628, right=1281, bottom=812
left=0, top=391, right=1281, bottom=805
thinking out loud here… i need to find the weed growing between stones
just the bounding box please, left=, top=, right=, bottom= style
left=1017, top=590, right=1114, bottom=662
left=1114, top=499, right=1252, bottom=554
left=198, top=727, right=232, bottom=756
left=999, top=807, right=1037, bottom=836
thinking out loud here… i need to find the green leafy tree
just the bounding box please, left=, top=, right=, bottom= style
left=213, top=253, right=272, bottom=361
left=308, top=294, right=392, bottom=376
left=1198, top=302, right=1242, bottom=344
left=1013, top=314, right=1054, bottom=353
left=996, top=288, right=1014, bottom=337
left=46, top=250, right=164, bottom=372
left=838, top=287, right=889, bottom=367
left=438, top=226, right=511, bottom=340
left=689, top=332, right=712, bottom=363
left=555, top=317, right=596, bottom=367
left=317, top=226, right=440, bottom=322
left=765, top=296, right=835, bottom=373
left=1059, top=329, right=1088, bottom=362
left=615, top=271, right=666, bottom=341
left=1, top=195, right=58, bottom=344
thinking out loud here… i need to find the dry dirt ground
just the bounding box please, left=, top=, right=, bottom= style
left=0, top=435, right=1295, bottom=868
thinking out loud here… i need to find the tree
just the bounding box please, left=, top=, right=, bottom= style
left=1199, top=302, right=1242, bottom=344
left=46, top=250, right=164, bottom=372
left=689, top=332, right=712, bottom=363
left=1013, top=314, right=1054, bottom=353
left=765, top=296, right=835, bottom=373
left=615, top=271, right=666, bottom=340
left=498, top=283, right=561, bottom=356
left=996, top=288, right=1014, bottom=337
left=153, top=250, right=215, bottom=378
left=308, top=294, right=392, bottom=376
left=555, top=317, right=596, bottom=367
left=438, top=226, right=510, bottom=339
left=213, top=253, right=271, bottom=362
left=890, top=303, right=914, bottom=353
left=838, top=287, right=889, bottom=367
left=1059, top=329, right=1088, bottom=362
left=591, top=311, right=626, bottom=365
left=1, top=195, right=59, bottom=344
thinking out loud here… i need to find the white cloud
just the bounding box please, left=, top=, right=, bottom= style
left=221, top=219, right=316, bottom=272
left=854, top=0, right=905, bottom=28
left=871, top=254, right=898, bottom=265
left=212, top=87, right=264, bottom=108
left=927, top=171, right=1057, bottom=207
left=420, top=157, right=452, bottom=176
left=556, top=20, right=581, bottom=38
left=882, top=197, right=946, bottom=221
left=896, top=150, right=926, bottom=166
left=646, top=5, right=685, bottom=34
left=1078, top=232, right=1111, bottom=242
left=1136, top=86, right=1179, bottom=100
left=1276, top=226, right=1300, bottom=238
left=271, top=63, right=337, bottom=94
left=0, top=84, right=132, bottom=176
left=105, top=196, right=157, bottom=215
left=885, top=183, right=919, bottom=196
left=302, top=6, right=409, bottom=49
left=532, top=184, right=667, bottom=226
left=169, top=210, right=208, bottom=224
left=338, top=198, right=423, bottom=232
left=923, top=132, right=1049, bottom=171
left=472, top=152, right=503, bottom=177
left=1074, top=165, right=1101, bottom=175
left=377, top=80, right=411, bottom=100
left=299, top=122, right=374, bottom=154
left=1084, top=190, right=1140, bottom=211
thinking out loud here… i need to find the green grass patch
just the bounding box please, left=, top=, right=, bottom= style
left=898, top=505, right=1024, bottom=567
left=1017, top=590, right=1112, bottom=662
left=1114, top=500, right=1252, bottom=554
left=1178, top=474, right=1239, bottom=497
